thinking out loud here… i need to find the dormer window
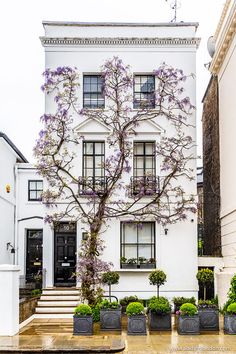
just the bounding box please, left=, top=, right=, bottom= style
left=83, top=75, right=104, bottom=108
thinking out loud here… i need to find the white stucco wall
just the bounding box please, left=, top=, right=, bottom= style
left=41, top=23, right=199, bottom=299
left=0, top=139, right=17, bottom=265
left=219, top=33, right=236, bottom=272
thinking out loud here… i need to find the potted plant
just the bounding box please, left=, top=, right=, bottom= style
left=149, top=269, right=167, bottom=298
left=120, top=257, right=137, bottom=269
left=177, top=303, right=199, bottom=335
left=120, top=295, right=143, bottom=313
left=172, top=296, right=196, bottom=312
left=196, top=268, right=214, bottom=302
left=148, top=296, right=171, bottom=331
left=101, top=271, right=120, bottom=302
left=73, top=304, right=93, bottom=335
left=126, top=301, right=146, bottom=335
left=99, top=299, right=122, bottom=331
left=224, top=303, right=236, bottom=334
left=198, top=299, right=219, bottom=331
left=146, top=257, right=156, bottom=269
left=138, top=256, right=147, bottom=268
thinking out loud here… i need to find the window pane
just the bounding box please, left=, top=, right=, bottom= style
left=85, top=142, right=93, bottom=155
left=95, top=142, right=104, bottom=155
left=29, top=181, right=36, bottom=189
left=138, top=245, right=152, bottom=259
left=138, top=223, right=152, bottom=243
left=145, top=143, right=154, bottom=154
left=36, top=191, right=42, bottom=200
left=136, top=157, right=144, bottom=169
left=123, top=223, right=137, bottom=243
left=124, top=245, right=137, bottom=259
left=30, top=191, right=36, bottom=200
left=85, top=156, right=93, bottom=168
left=145, top=157, right=153, bottom=169
left=37, top=181, right=43, bottom=190
left=134, top=143, right=143, bottom=155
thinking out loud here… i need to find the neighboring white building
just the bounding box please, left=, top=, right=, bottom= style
left=0, top=132, right=28, bottom=265
left=204, top=0, right=236, bottom=306
left=39, top=21, right=200, bottom=301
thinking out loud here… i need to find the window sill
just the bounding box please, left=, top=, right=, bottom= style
left=117, top=269, right=156, bottom=272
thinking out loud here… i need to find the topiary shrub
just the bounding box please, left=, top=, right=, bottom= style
left=126, top=302, right=145, bottom=316
left=101, top=271, right=120, bottom=302
left=196, top=268, right=214, bottom=301
left=149, top=269, right=167, bottom=298
left=180, top=303, right=198, bottom=316
left=148, top=296, right=171, bottom=314
left=227, top=303, right=236, bottom=315
left=120, top=295, right=142, bottom=306
left=74, top=304, right=92, bottom=316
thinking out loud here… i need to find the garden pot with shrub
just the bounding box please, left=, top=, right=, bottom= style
left=120, top=296, right=143, bottom=313
left=100, top=299, right=121, bottom=331
left=224, top=303, right=236, bottom=334
left=148, top=296, right=171, bottom=331
left=172, top=296, right=196, bottom=313
left=73, top=304, right=93, bottom=335
left=198, top=300, right=219, bottom=331
left=177, top=303, right=199, bottom=335
left=127, top=302, right=146, bottom=335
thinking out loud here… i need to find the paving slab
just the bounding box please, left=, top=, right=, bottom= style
left=1, top=316, right=236, bottom=353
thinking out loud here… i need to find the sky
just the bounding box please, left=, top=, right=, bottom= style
left=0, top=0, right=226, bottom=164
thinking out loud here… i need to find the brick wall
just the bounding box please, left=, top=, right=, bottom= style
left=202, top=75, right=221, bottom=256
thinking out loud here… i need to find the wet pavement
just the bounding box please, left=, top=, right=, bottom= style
left=0, top=316, right=236, bottom=353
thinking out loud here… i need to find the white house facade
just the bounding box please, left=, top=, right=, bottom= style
left=38, top=21, right=200, bottom=301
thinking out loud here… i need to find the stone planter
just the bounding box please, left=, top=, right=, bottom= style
left=178, top=315, right=200, bottom=335
left=140, top=263, right=155, bottom=269
left=149, top=311, right=171, bottom=331
left=121, top=263, right=137, bottom=269
left=73, top=315, right=93, bottom=335
left=128, top=315, right=147, bottom=335
left=100, top=308, right=122, bottom=330
left=198, top=308, right=219, bottom=331
left=224, top=314, right=236, bottom=334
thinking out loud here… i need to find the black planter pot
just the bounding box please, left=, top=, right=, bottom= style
left=73, top=315, right=93, bottom=335
left=224, top=314, right=236, bottom=334
left=128, top=315, right=147, bottom=335
left=100, top=308, right=122, bottom=330
left=140, top=263, right=155, bottom=269
left=149, top=311, right=171, bottom=331
left=198, top=308, right=219, bottom=331
left=121, top=263, right=137, bottom=269
left=178, top=315, right=200, bottom=335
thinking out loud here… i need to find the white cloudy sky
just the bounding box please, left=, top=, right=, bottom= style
left=0, top=0, right=225, bottom=163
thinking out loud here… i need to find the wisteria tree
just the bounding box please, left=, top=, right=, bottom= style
left=35, top=57, right=196, bottom=305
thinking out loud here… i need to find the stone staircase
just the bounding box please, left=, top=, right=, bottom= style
left=35, top=288, right=81, bottom=318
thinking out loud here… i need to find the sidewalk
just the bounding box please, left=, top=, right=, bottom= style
left=0, top=316, right=236, bottom=353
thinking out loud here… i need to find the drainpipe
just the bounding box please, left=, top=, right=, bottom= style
left=14, top=164, right=18, bottom=265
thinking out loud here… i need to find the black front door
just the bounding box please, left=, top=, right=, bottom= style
left=54, top=222, right=77, bottom=287
left=26, top=229, right=43, bottom=283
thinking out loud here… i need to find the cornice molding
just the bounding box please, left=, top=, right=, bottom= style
left=40, top=37, right=200, bottom=48
left=210, top=3, right=236, bottom=74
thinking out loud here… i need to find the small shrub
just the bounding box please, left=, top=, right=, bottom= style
left=127, top=258, right=137, bottom=264
left=74, top=304, right=92, bottom=316
left=120, top=257, right=127, bottom=263
left=172, top=296, right=196, bottom=307
left=148, top=296, right=171, bottom=314
left=198, top=299, right=218, bottom=309
left=120, top=295, right=143, bottom=306
left=31, top=289, right=41, bottom=297
left=226, top=303, right=236, bottom=315
left=91, top=304, right=100, bottom=322
left=99, top=299, right=119, bottom=310
left=180, top=303, right=198, bottom=316
left=126, top=302, right=145, bottom=316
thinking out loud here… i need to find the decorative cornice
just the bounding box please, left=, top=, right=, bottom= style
left=213, top=0, right=231, bottom=42
left=210, top=2, right=236, bottom=74
left=40, top=37, right=201, bottom=48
